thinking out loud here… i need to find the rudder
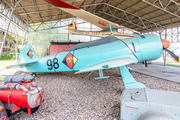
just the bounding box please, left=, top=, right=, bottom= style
left=68, top=21, right=77, bottom=33
left=19, top=45, right=39, bottom=64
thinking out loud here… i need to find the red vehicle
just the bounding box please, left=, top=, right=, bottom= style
left=0, top=75, right=44, bottom=119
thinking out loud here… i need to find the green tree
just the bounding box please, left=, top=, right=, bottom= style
left=8, top=33, right=24, bottom=45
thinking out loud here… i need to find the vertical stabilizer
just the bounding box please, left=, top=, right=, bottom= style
left=68, top=21, right=77, bottom=33
left=19, top=45, right=39, bottom=64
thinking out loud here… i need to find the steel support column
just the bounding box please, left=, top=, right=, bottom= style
left=31, top=32, right=35, bottom=45
left=163, top=28, right=167, bottom=66
left=0, top=0, right=22, bottom=56
left=16, top=27, right=18, bottom=63
left=0, top=8, right=14, bottom=56
left=21, top=25, right=28, bottom=50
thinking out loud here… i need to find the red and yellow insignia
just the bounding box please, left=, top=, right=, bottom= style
left=63, top=53, right=78, bottom=69
left=27, top=49, right=34, bottom=58
left=69, top=23, right=73, bottom=27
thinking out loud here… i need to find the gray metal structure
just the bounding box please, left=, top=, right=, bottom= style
left=120, top=88, right=180, bottom=120
left=0, top=0, right=180, bottom=58
left=1, top=0, right=180, bottom=32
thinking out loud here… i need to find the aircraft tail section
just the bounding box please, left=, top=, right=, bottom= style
left=132, top=32, right=140, bottom=36
left=19, top=45, right=39, bottom=64
left=7, top=45, right=39, bottom=69
left=68, top=21, right=77, bottom=33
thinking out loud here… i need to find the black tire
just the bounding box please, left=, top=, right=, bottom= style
left=32, top=73, right=37, bottom=77
left=23, top=106, right=40, bottom=114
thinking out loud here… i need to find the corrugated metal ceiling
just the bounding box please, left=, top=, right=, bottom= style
left=2, top=0, right=180, bottom=33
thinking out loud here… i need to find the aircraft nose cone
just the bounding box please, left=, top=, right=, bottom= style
left=161, top=39, right=170, bottom=49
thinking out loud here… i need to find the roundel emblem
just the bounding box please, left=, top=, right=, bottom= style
left=62, top=53, right=78, bottom=69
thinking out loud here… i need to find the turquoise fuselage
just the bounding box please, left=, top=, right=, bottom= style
left=21, top=34, right=163, bottom=73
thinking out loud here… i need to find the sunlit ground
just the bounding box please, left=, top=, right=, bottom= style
left=0, top=60, right=17, bottom=70
left=166, top=62, right=180, bottom=67
left=152, top=56, right=180, bottom=67
left=0, top=60, right=20, bottom=80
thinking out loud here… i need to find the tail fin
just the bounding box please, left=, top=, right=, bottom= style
left=19, top=45, right=39, bottom=64
left=68, top=21, right=77, bottom=33
left=132, top=32, right=141, bottom=36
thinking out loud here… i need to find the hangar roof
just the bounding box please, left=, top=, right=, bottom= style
left=2, top=0, right=180, bottom=33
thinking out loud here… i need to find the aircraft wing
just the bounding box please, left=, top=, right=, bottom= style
left=44, top=0, right=120, bottom=29
left=75, top=57, right=138, bottom=74
left=7, top=61, right=38, bottom=69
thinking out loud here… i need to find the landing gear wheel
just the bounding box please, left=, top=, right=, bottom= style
left=23, top=106, right=40, bottom=114
left=32, top=73, right=37, bottom=77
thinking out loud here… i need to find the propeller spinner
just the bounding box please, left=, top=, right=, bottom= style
left=161, top=39, right=170, bottom=49
left=161, top=39, right=180, bottom=63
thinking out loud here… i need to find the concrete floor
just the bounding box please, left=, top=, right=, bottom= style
left=129, top=63, right=180, bottom=83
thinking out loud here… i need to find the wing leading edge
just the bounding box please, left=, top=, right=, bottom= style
left=75, top=57, right=138, bottom=74
left=44, top=0, right=120, bottom=29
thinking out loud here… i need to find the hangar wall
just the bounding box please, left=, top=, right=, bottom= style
left=0, top=3, right=27, bottom=38
left=27, top=18, right=102, bottom=57
left=0, top=2, right=28, bottom=58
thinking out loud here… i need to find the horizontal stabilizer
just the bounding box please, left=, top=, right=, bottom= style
left=7, top=60, right=38, bottom=69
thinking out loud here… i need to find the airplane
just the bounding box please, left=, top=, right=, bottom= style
left=7, top=34, right=179, bottom=89
left=44, top=0, right=138, bottom=39
left=68, top=21, right=137, bottom=39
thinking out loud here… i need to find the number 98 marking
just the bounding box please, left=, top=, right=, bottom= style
left=47, top=58, right=59, bottom=70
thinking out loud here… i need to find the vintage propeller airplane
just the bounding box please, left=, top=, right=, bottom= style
left=67, top=21, right=138, bottom=39
left=44, top=0, right=137, bottom=39
left=7, top=33, right=179, bottom=89
left=6, top=0, right=179, bottom=90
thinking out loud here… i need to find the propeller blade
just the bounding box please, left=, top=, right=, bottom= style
left=164, top=47, right=180, bottom=63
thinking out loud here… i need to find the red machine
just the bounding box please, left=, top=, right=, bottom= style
left=0, top=75, right=44, bottom=119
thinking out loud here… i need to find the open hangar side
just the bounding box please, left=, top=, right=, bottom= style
left=0, top=0, right=180, bottom=119
left=1, top=0, right=180, bottom=62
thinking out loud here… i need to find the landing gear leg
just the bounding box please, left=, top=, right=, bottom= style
left=95, top=69, right=109, bottom=79
left=32, top=73, right=36, bottom=77
left=119, top=65, right=145, bottom=89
